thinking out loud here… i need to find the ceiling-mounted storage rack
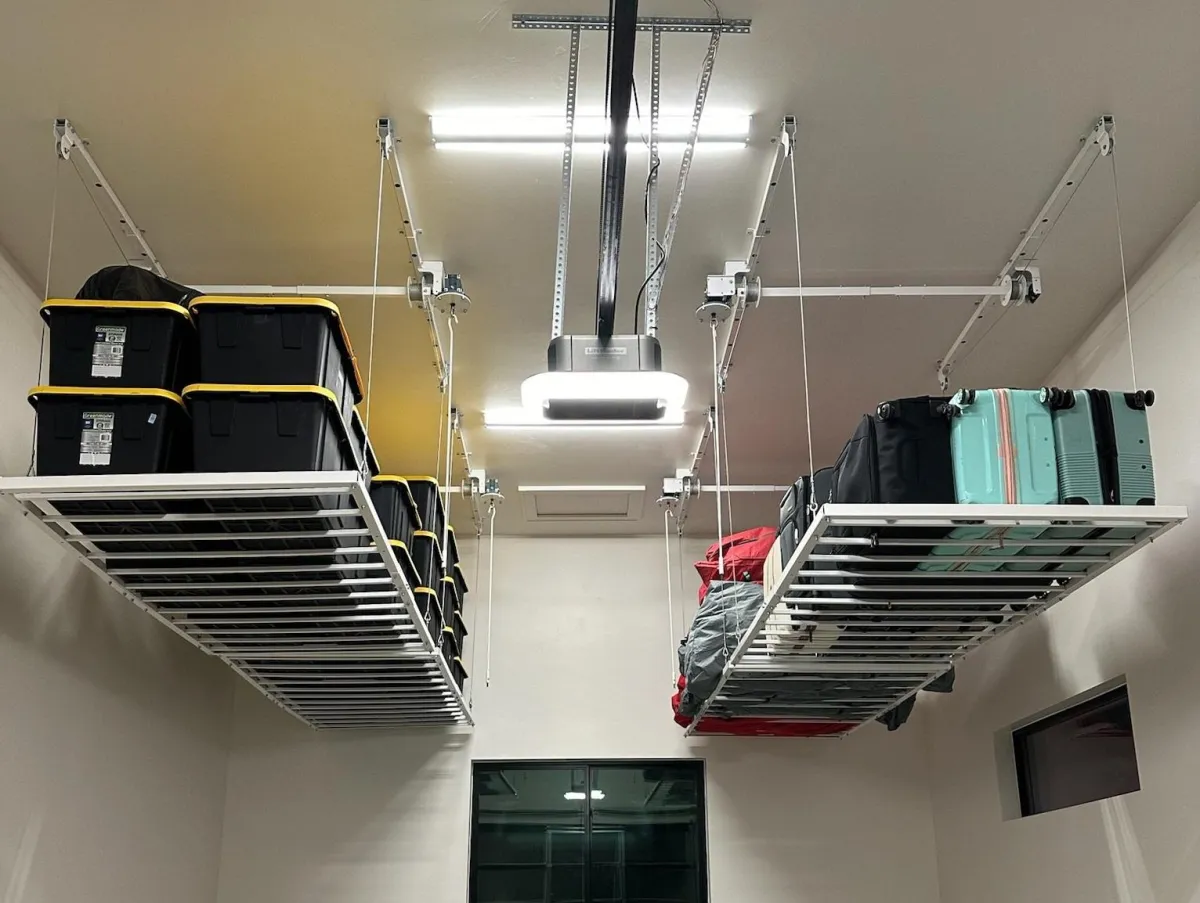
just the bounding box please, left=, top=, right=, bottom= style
left=0, top=471, right=472, bottom=730
left=685, top=503, right=1186, bottom=737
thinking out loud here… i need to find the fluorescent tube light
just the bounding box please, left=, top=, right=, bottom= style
left=431, top=110, right=751, bottom=142
left=518, top=485, right=646, bottom=493
left=434, top=141, right=747, bottom=154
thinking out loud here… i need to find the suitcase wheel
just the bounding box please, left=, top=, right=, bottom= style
left=876, top=402, right=894, bottom=422
left=953, top=389, right=977, bottom=406
left=1126, top=390, right=1155, bottom=410
left=1040, top=387, right=1074, bottom=410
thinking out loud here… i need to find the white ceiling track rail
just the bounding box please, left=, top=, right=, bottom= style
left=0, top=472, right=474, bottom=730
left=683, top=502, right=1186, bottom=738
left=53, top=119, right=165, bottom=277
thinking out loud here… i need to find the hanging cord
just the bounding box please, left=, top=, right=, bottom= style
left=30, top=159, right=62, bottom=475
left=433, top=366, right=448, bottom=488
left=1110, top=151, right=1139, bottom=388
left=441, top=313, right=458, bottom=569
left=485, top=501, right=497, bottom=687
left=789, top=146, right=817, bottom=503
left=364, top=149, right=386, bottom=432
left=710, top=319, right=725, bottom=573
left=664, top=507, right=677, bottom=686
left=675, top=515, right=688, bottom=642
left=720, top=389, right=734, bottom=534
left=469, top=522, right=483, bottom=707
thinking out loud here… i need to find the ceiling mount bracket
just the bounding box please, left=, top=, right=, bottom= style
left=51, top=118, right=166, bottom=276
left=936, top=114, right=1115, bottom=389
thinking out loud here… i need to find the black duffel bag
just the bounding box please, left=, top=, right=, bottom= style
left=77, top=265, right=202, bottom=305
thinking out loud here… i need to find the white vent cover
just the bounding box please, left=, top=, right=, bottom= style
left=518, top=485, right=647, bottom=522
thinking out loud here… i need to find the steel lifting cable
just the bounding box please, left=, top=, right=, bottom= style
left=469, top=520, right=484, bottom=707
left=710, top=319, right=725, bottom=572
left=30, top=158, right=63, bottom=475
left=789, top=144, right=817, bottom=504
left=675, top=514, right=688, bottom=642
left=664, top=507, right=676, bottom=686
left=720, top=388, right=734, bottom=534
left=441, top=313, right=457, bottom=569
left=1110, top=150, right=1139, bottom=389
left=485, top=501, right=497, bottom=687
left=364, top=148, right=386, bottom=432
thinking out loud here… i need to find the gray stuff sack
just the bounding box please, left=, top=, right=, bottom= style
left=677, top=581, right=764, bottom=717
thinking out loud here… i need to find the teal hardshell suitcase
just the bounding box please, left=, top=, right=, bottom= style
left=1009, top=388, right=1158, bottom=575
left=919, top=389, right=1058, bottom=573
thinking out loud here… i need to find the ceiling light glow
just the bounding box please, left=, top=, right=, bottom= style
left=431, top=110, right=751, bottom=143
left=521, top=371, right=688, bottom=411
left=483, top=408, right=685, bottom=429
left=563, top=790, right=606, bottom=801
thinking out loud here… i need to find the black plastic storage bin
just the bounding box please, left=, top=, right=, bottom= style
left=438, top=574, right=460, bottom=617
left=188, top=297, right=364, bottom=426
left=184, top=384, right=356, bottom=472
left=29, top=386, right=189, bottom=475
left=349, top=409, right=380, bottom=478
left=387, top=539, right=420, bottom=590
left=370, top=476, right=421, bottom=546
left=439, top=628, right=459, bottom=670
left=453, top=561, right=470, bottom=598
left=401, top=476, right=445, bottom=544
left=412, top=586, right=443, bottom=633
left=445, top=525, right=461, bottom=573
left=445, top=607, right=468, bottom=648
left=40, top=300, right=196, bottom=393
left=450, top=656, right=468, bottom=690
left=410, top=530, right=446, bottom=589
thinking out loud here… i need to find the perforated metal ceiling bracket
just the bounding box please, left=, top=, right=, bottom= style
left=551, top=26, right=581, bottom=341
left=52, top=118, right=166, bottom=276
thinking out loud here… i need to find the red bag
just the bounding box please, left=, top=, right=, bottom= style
left=671, top=675, right=854, bottom=738
left=694, top=526, right=776, bottom=601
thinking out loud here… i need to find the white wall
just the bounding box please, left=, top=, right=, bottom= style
left=926, top=202, right=1200, bottom=903
left=216, top=536, right=944, bottom=903
left=0, top=251, right=234, bottom=903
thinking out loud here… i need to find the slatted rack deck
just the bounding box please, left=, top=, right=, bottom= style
left=0, top=472, right=472, bottom=730
left=685, top=504, right=1187, bottom=737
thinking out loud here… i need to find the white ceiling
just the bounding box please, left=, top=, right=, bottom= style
left=2, top=0, right=1199, bottom=537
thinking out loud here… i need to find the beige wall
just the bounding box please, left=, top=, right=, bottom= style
left=216, top=536, right=944, bottom=903
left=926, top=201, right=1200, bottom=903
left=0, top=251, right=234, bottom=903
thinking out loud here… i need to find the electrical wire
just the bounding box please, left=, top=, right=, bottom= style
left=1110, top=151, right=1139, bottom=389
left=721, top=390, right=734, bottom=534
left=364, top=148, right=386, bottom=432
left=633, top=240, right=665, bottom=332
left=789, top=145, right=817, bottom=502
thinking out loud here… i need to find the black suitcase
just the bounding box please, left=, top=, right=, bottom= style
left=827, top=396, right=955, bottom=564
left=828, top=396, right=1048, bottom=615
left=76, top=265, right=203, bottom=306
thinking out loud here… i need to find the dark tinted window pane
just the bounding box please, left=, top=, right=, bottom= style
left=473, top=765, right=587, bottom=903
left=471, top=763, right=706, bottom=903
left=590, top=764, right=705, bottom=903
left=1014, top=686, right=1140, bottom=817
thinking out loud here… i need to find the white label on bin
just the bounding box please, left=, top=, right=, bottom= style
left=80, top=411, right=115, bottom=466
left=91, top=326, right=127, bottom=378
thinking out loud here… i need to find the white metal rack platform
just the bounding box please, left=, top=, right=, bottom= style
left=685, top=504, right=1186, bottom=737
left=0, top=472, right=472, bottom=730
